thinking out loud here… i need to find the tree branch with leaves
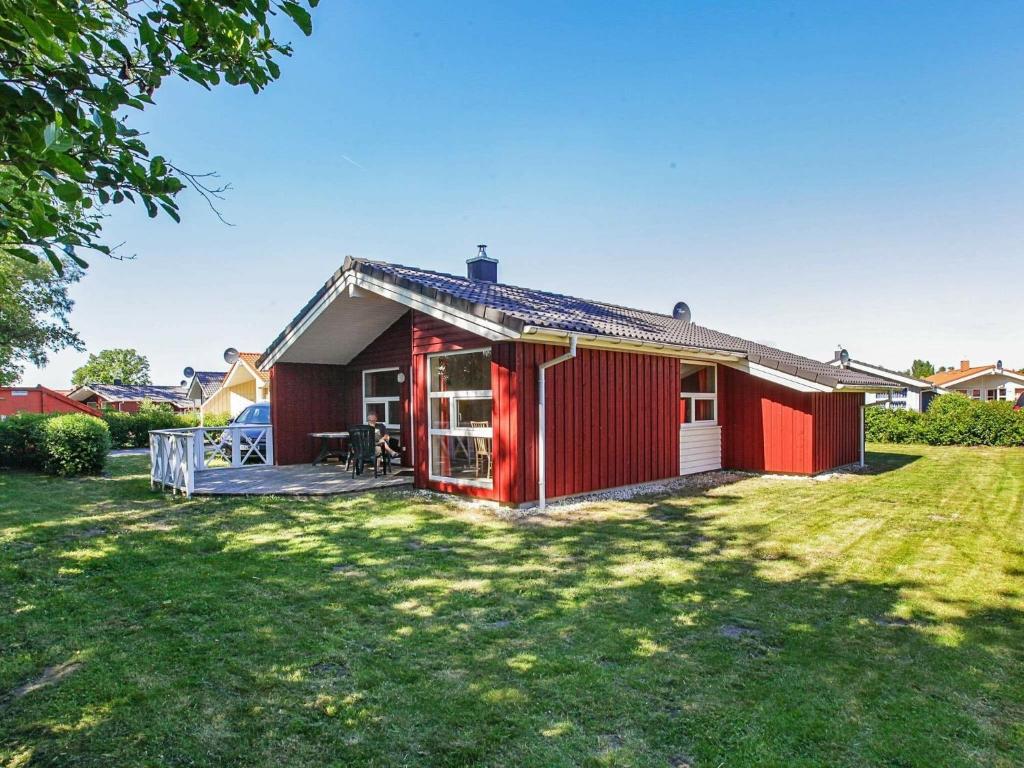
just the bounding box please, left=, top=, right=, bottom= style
left=0, top=0, right=317, bottom=274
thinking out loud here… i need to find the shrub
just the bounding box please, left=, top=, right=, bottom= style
left=0, top=412, right=53, bottom=469
left=39, top=414, right=111, bottom=476
left=867, top=393, right=1024, bottom=447
left=865, top=407, right=922, bottom=444
left=100, top=402, right=202, bottom=448
left=201, top=412, right=231, bottom=427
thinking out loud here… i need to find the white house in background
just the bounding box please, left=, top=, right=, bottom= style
left=827, top=350, right=945, bottom=412
left=925, top=360, right=1024, bottom=405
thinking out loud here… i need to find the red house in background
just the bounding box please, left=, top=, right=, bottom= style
left=257, top=251, right=893, bottom=507
left=67, top=383, right=193, bottom=413
left=0, top=386, right=99, bottom=418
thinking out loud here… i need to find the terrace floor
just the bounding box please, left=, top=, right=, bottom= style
left=192, top=462, right=414, bottom=496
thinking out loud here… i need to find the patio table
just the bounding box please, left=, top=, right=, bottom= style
left=310, top=431, right=349, bottom=466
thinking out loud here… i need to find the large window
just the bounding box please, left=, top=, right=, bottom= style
left=363, top=368, right=402, bottom=428
left=427, top=348, right=493, bottom=487
left=680, top=363, right=717, bottom=426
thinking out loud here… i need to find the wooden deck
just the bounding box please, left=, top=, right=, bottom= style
left=192, top=463, right=414, bottom=496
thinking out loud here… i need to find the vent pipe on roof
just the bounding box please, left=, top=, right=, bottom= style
left=467, top=244, right=498, bottom=283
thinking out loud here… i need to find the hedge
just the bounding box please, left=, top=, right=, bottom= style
left=0, top=412, right=52, bottom=469
left=101, top=405, right=232, bottom=448
left=865, top=394, right=1024, bottom=447
left=40, top=414, right=111, bottom=476
left=0, top=412, right=111, bottom=475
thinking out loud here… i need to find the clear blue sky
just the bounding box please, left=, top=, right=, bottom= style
left=24, top=0, right=1024, bottom=387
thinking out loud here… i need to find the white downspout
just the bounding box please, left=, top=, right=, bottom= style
left=537, top=335, right=578, bottom=510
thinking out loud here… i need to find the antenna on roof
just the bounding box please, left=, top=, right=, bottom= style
left=183, top=366, right=195, bottom=379
left=223, top=347, right=239, bottom=365
left=672, top=301, right=691, bottom=323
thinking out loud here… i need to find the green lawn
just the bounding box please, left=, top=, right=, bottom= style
left=2, top=445, right=1023, bottom=767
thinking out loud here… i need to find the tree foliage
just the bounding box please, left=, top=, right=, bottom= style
left=908, top=359, right=935, bottom=379
left=0, top=252, right=83, bottom=384
left=0, top=0, right=316, bottom=272
left=71, top=347, right=150, bottom=385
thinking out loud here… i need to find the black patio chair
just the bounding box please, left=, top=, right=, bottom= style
left=347, top=425, right=380, bottom=478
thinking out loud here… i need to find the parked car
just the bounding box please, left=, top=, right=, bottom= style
left=1015, top=393, right=1024, bottom=411
left=220, top=402, right=271, bottom=457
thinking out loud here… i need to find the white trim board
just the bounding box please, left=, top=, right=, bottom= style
left=260, top=271, right=519, bottom=371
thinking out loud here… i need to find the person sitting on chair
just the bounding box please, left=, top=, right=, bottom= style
left=366, top=412, right=399, bottom=460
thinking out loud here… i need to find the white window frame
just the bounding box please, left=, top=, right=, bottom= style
left=426, top=347, right=493, bottom=489
left=362, top=367, right=401, bottom=429
left=680, top=363, right=718, bottom=429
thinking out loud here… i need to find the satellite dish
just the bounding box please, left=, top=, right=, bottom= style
left=672, top=301, right=692, bottom=323
left=997, top=359, right=1003, bottom=371
left=183, top=366, right=195, bottom=379
left=112, top=378, right=123, bottom=386
left=223, top=347, right=239, bottom=365
left=180, top=380, right=187, bottom=386
left=839, top=348, right=851, bottom=367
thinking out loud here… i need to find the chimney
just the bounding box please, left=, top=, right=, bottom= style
left=960, top=359, right=970, bottom=371
left=467, top=244, right=498, bottom=283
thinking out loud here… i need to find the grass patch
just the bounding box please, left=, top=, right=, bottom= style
left=1, top=445, right=1023, bottom=766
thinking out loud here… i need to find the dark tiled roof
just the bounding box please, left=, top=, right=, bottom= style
left=262, top=257, right=893, bottom=390
left=193, top=371, right=226, bottom=399
left=80, top=383, right=192, bottom=408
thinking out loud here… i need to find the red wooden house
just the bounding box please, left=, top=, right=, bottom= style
left=67, top=383, right=194, bottom=413
left=0, top=385, right=100, bottom=418
left=257, top=251, right=893, bottom=507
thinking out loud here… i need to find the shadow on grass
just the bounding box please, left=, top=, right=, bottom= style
left=1, top=455, right=1022, bottom=767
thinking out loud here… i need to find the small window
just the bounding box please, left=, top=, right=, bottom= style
left=11, top=390, right=28, bottom=397
left=680, top=363, right=717, bottom=426
left=363, top=368, right=402, bottom=429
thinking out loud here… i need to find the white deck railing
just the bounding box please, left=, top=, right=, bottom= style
left=149, top=424, right=273, bottom=497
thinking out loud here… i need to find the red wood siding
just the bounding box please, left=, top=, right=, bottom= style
left=811, top=392, right=862, bottom=473
left=270, top=363, right=347, bottom=465
left=495, top=343, right=679, bottom=506
left=410, top=311, right=496, bottom=498
left=340, top=313, right=413, bottom=463
left=0, top=387, right=98, bottom=417
left=720, top=365, right=861, bottom=474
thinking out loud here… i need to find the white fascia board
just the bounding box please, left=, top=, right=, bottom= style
left=354, top=273, right=518, bottom=341
left=260, top=271, right=520, bottom=371
left=938, top=367, right=1024, bottom=387
left=722, top=359, right=834, bottom=393
left=837, top=360, right=932, bottom=389
left=66, top=386, right=97, bottom=402
left=521, top=327, right=742, bottom=361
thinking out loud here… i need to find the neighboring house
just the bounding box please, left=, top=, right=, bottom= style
left=925, top=360, right=1024, bottom=403
left=201, top=354, right=270, bottom=417
left=254, top=251, right=893, bottom=507
left=826, top=352, right=945, bottom=412
left=0, top=385, right=100, bottom=418
left=67, top=383, right=194, bottom=412
left=184, top=370, right=227, bottom=406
